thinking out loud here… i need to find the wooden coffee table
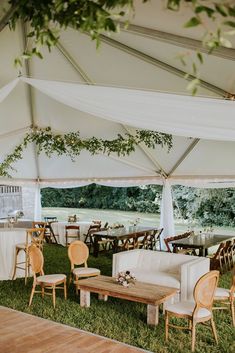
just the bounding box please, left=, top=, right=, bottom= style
left=78, top=275, right=177, bottom=326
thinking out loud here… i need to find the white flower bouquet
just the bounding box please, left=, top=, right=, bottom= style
left=116, top=270, right=136, bottom=287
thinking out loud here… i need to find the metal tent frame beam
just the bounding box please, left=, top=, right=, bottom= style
left=19, top=21, right=41, bottom=180
left=56, top=39, right=167, bottom=177
left=120, top=22, right=235, bottom=62
left=99, top=34, right=228, bottom=97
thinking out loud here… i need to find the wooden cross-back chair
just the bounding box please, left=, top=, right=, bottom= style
left=165, top=270, right=220, bottom=352
left=65, top=225, right=80, bottom=247
left=164, top=231, right=194, bottom=254
left=137, top=228, right=163, bottom=250
left=84, top=223, right=102, bottom=251
left=28, top=245, right=67, bottom=308
left=33, top=221, right=58, bottom=244
left=223, top=240, right=234, bottom=272
left=210, top=242, right=228, bottom=274
left=214, top=266, right=235, bottom=326
left=12, top=227, right=45, bottom=284
left=68, top=241, right=100, bottom=294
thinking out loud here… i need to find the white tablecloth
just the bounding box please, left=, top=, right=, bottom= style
left=0, top=228, right=27, bottom=280
left=51, top=221, right=93, bottom=246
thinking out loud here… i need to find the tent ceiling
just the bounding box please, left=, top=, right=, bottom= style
left=0, top=2, right=235, bottom=187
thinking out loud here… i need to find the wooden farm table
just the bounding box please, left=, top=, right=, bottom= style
left=78, top=275, right=177, bottom=326
left=93, top=226, right=158, bottom=257
left=170, top=233, right=235, bottom=257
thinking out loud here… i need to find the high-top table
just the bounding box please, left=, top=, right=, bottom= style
left=51, top=221, right=93, bottom=246
left=78, top=275, right=177, bottom=326
left=0, top=228, right=26, bottom=280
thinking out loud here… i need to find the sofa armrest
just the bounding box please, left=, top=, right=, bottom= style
left=112, top=249, right=141, bottom=276
left=180, top=257, right=210, bottom=301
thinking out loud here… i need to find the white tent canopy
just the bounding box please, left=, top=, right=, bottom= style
left=0, top=1, right=235, bottom=234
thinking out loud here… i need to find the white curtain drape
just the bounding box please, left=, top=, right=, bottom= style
left=34, top=184, right=42, bottom=221
left=160, top=180, right=175, bottom=250
left=0, top=79, right=19, bottom=104
left=21, top=77, right=235, bottom=141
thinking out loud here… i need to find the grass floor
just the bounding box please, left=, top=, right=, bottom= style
left=0, top=244, right=234, bottom=353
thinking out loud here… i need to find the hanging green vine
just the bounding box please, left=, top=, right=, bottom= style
left=0, top=127, right=172, bottom=178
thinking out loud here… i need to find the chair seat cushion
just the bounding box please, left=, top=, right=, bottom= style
left=16, top=243, right=27, bottom=249
left=165, top=301, right=211, bottom=319
left=37, top=274, right=66, bottom=284
left=73, top=267, right=100, bottom=276
left=215, top=287, right=234, bottom=298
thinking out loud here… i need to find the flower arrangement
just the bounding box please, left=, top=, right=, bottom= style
left=116, top=271, right=136, bottom=287
left=68, top=215, right=77, bottom=222
left=109, top=223, right=124, bottom=229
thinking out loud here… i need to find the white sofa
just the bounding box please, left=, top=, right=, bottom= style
left=112, top=249, right=210, bottom=301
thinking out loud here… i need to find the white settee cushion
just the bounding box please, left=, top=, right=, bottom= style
left=131, top=269, right=180, bottom=289
left=215, top=287, right=234, bottom=298
left=138, top=251, right=195, bottom=275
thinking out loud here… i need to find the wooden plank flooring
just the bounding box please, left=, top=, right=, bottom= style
left=0, top=306, right=151, bottom=353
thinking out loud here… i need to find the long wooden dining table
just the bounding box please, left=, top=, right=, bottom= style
left=170, top=233, right=235, bottom=256
left=93, top=226, right=159, bottom=257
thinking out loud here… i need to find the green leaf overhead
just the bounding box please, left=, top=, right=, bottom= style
left=0, top=127, right=172, bottom=178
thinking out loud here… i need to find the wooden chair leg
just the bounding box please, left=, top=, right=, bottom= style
left=191, top=322, right=196, bottom=352
left=41, top=284, right=44, bottom=298
left=12, top=248, right=19, bottom=280
left=69, top=272, right=73, bottom=285
left=64, top=279, right=67, bottom=300
left=29, top=283, right=36, bottom=307
left=165, top=311, right=169, bottom=341
left=230, top=299, right=235, bottom=327
left=25, top=251, right=28, bottom=285
left=210, top=317, right=218, bottom=344
left=74, top=275, right=79, bottom=295
left=52, top=286, right=56, bottom=308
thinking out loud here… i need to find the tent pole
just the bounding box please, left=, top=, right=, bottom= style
left=34, top=181, right=42, bottom=221
left=160, top=179, right=175, bottom=250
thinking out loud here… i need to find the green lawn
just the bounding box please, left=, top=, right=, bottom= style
left=0, top=244, right=234, bottom=353
left=42, top=207, right=235, bottom=235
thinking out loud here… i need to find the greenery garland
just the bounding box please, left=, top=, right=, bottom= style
left=0, top=127, right=172, bottom=178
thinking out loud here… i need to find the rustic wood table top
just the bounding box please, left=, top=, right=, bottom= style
left=78, top=275, right=177, bottom=306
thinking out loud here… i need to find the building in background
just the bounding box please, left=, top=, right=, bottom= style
left=0, top=186, right=35, bottom=220
left=0, top=185, right=22, bottom=218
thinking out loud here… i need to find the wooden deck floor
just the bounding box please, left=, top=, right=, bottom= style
left=0, top=306, right=151, bottom=353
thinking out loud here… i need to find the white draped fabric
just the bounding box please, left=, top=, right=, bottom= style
left=0, top=78, right=19, bottom=104
left=160, top=180, right=175, bottom=249
left=21, top=77, right=235, bottom=141
left=34, top=185, right=42, bottom=221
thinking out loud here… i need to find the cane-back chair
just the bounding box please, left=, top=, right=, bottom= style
left=28, top=245, right=67, bottom=308
left=165, top=270, right=219, bottom=352
left=68, top=240, right=100, bottom=295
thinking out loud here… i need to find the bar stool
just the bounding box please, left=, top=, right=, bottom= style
left=12, top=228, right=45, bottom=284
